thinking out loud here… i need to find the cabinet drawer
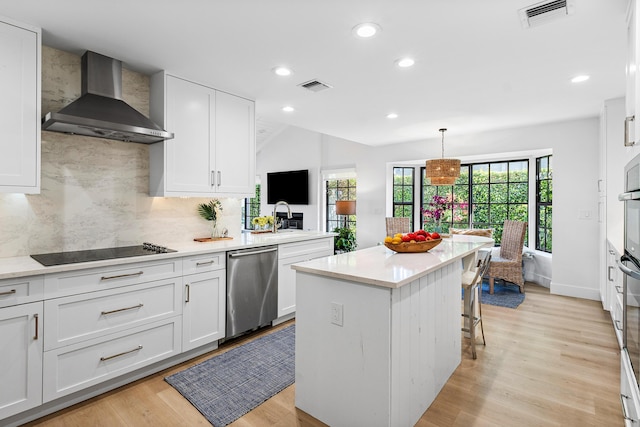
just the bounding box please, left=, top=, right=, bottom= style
left=44, top=278, right=182, bottom=350
left=279, top=238, right=334, bottom=260
left=43, top=258, right=182, bottom=298
left=622, top=351, right=640, bottom=425
left=614, top=292, right=624, bottom=349
left=0, top=275, right=44, bottom=308
left=43, top=317, right=181, bottom=402
left=182, top=252, right=225, bottom=275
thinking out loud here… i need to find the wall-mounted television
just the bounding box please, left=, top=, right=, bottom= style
left=267, top=169, right=309, bottom=205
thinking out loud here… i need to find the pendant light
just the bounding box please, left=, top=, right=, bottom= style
left=425, top=128, right=460, bottom=186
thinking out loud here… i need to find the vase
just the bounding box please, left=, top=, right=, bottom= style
left=434, top=221, right=442, bottom=233
left=211, top=221, right=221, bottom=238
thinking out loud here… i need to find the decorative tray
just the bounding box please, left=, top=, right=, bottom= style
left=384, top=239, right=442, bottom=253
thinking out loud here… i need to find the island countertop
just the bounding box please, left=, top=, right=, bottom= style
left=292, top=234, right=493, bottom=289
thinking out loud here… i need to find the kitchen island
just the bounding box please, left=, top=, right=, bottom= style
left=292, top=235, right=493, bottom=427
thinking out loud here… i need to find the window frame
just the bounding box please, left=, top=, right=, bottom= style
left=535, top=155, right=552, bottom=253
left=392, top=167, right=415, bottom=227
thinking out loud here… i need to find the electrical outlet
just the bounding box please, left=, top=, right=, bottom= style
left=331, top=302, right=343, bottom=326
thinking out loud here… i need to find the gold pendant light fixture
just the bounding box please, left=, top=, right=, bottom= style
left=425, top=128, right=460, bottom=186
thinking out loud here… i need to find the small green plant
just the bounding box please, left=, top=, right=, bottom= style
left=197, top=199, right=222, bottom=222
left=333, top=227, right=357, bottom=253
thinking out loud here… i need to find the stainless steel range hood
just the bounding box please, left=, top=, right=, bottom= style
left=42, top=51, right=173, bottom=144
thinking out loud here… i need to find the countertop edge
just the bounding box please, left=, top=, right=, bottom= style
left=0, top=232, right=336, bottom=280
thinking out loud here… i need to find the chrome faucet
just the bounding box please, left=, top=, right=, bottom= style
left=272, top=201, right=292, bottom=233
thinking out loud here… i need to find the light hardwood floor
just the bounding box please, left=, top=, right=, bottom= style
left=23, top=283, right=621, bottom=427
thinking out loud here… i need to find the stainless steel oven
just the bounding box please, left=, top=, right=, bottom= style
left=620, top=153, right=640, bottom=385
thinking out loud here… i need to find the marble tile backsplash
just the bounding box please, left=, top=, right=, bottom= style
left=0, top=46, right=241, bottom=258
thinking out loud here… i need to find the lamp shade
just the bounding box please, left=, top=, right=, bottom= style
left=335, top=200, right=356, bottom=215
left=425, top=158, right=461, bottom=186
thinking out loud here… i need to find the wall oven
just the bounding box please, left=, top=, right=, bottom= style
left=621, top=153, right=640, bottom=385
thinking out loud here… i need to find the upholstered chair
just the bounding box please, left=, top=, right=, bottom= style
left=486, top=220, right=527, bottom=294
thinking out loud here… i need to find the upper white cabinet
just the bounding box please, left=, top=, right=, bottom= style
left=0, top=16, right=41, bottom=194
left=149, top=72, right=255, bottom=197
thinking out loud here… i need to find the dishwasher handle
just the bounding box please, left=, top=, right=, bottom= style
left=228, top=247, right=278, bottom=258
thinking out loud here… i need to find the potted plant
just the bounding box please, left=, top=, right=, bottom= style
left=333, top=226, right=357, bottom=253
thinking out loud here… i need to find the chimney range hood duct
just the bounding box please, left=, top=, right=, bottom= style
left=42, top=51, right=173, bottom=144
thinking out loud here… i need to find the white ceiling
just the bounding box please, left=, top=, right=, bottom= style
left=0, top=0, right=630, bottom=146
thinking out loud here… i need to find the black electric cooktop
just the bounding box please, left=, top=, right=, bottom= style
left=30, top=243, right=176, bottom=267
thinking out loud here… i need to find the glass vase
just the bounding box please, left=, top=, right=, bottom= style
left=211, top=221, right=221, bottom=238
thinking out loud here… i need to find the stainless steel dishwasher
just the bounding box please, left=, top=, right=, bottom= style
left=226, top=245, right=278, bottom=339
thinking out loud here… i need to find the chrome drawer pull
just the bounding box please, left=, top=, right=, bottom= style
left=615, top=320, right=623, bottom=332
left=101, top=303, right=144, bottom=316
left=608, top=266, right=615, bottom=282
left=0, top=289, right=16, bottom=297
left=100, top=271, right=144, bottom=281
left=616, top=285, right=624, bottom=294
left=185, top=284, right=190, bottom=303
left=196, top=260, right=215, bottom=266
left=34, top=313, right=39, bottom=340
left=100, top=345, right=143, bottom=362
left=620, top=393, right=636, bottom=422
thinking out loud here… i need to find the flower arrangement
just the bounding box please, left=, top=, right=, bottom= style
left=197, top=199, right=223, bottom=238
left=421, top=194, right=467, bottom=231
left=197, top=199, right=223, bottom=222
left=252, top=215, right=275, bottom=229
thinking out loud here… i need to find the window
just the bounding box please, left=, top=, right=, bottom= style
left=536, top=155, right=552, bottom=253
left=326, top=178, right=356, bottom=231
left=420, top=160, right=529, bottom=245
left=242, top=184, right=261, bottom=229
left=392, top=167, right=415, bottom=225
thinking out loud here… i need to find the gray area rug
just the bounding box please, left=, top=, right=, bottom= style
left=463, top=279, right=525, bottom=309
left=165, top=325, right=295, bottom=427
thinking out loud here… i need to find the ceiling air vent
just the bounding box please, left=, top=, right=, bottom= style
left=518, top=0, right=574, bottom=29
left=298, top=79, right=333, bottom=93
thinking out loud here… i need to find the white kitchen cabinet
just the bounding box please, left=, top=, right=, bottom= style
left=0, top=302, right=43, bottom=419
left=277, top=238, right=334, bottom=319
left=149, top=72, right=255, bottom=198
left=622, top=350, right=640, bottom=425
left=182, top=269, right=226, bottom=351
left=0, top=16, right=41, bottom=194
left=627, top=0, right=640, bottom=147
left=182, top=252, right=226, bottom=351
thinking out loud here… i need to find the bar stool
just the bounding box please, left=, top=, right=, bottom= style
left=461, top=251, right=491, bottom=359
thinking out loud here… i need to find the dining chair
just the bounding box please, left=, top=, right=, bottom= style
left=461, top=250, right=491, bottom=359
left=486, top=220, right=527, bottom=294
left=385, top=217, right=411, bottom=236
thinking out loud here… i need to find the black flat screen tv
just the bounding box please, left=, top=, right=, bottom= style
left=267, top=169, right=309, bottom=205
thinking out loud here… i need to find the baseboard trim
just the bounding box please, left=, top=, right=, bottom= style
left=551, top=281, right=600, bottom=301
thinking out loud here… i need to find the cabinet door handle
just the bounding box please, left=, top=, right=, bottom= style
left=185, top=283, right=190, bottom=303
left=33, top=313, right=39, bottom=340
left=217, top=171, right=221, bottom=186
left=0, top=289, right=16, bottom=297
left=196, top=260, right=215, bottom=266
left=625, top=116, right=636, bottom=147
left=100, top=345, right=143, bottom=362
left=211, top=170, right=215, bottom=186
left=100, top=303, right=144, bottom=316
left=100, top=271, right=143, bottom=281
left=615, top=320, right=623, bottom=332
left=609, top=266, right=615, bottom=282
left=621, top=393, right=636, bottom=422
left=616, top=285, right=624, bottom=294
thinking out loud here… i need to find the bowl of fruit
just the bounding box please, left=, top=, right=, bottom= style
left=384, top=230, right=442, bottom=253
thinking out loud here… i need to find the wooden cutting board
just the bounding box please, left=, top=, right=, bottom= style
left=193, top=237, right=234, bottom=242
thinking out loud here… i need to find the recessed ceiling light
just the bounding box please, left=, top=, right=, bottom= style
left=273, top=66, right=293, bottom=76
left=386, top=113, right=398, bottom=119
left=282, top=106, right=295, bottom=112
left=395, top=58, right=415, bottom=68
left=571, top=75, right=590, bottom=83
left=352, top=22, right=381, bottom=38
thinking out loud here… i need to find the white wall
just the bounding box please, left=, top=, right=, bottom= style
left=259, top=117, right=601, bottom=300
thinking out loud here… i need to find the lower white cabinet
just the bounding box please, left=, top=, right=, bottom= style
left=182, top=269, right=226, bottom=351
left=43, top=317, right=181, bottom=402
left=622, top=350, right=640, bottom=425
left=0, top=302, right=43, bottom=419
left=277, top=238, right=334, bottom=318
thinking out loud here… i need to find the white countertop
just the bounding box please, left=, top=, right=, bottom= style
left=0, top=231, right=335, bottom=280
left=291, top=235, right=493, bottom=289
